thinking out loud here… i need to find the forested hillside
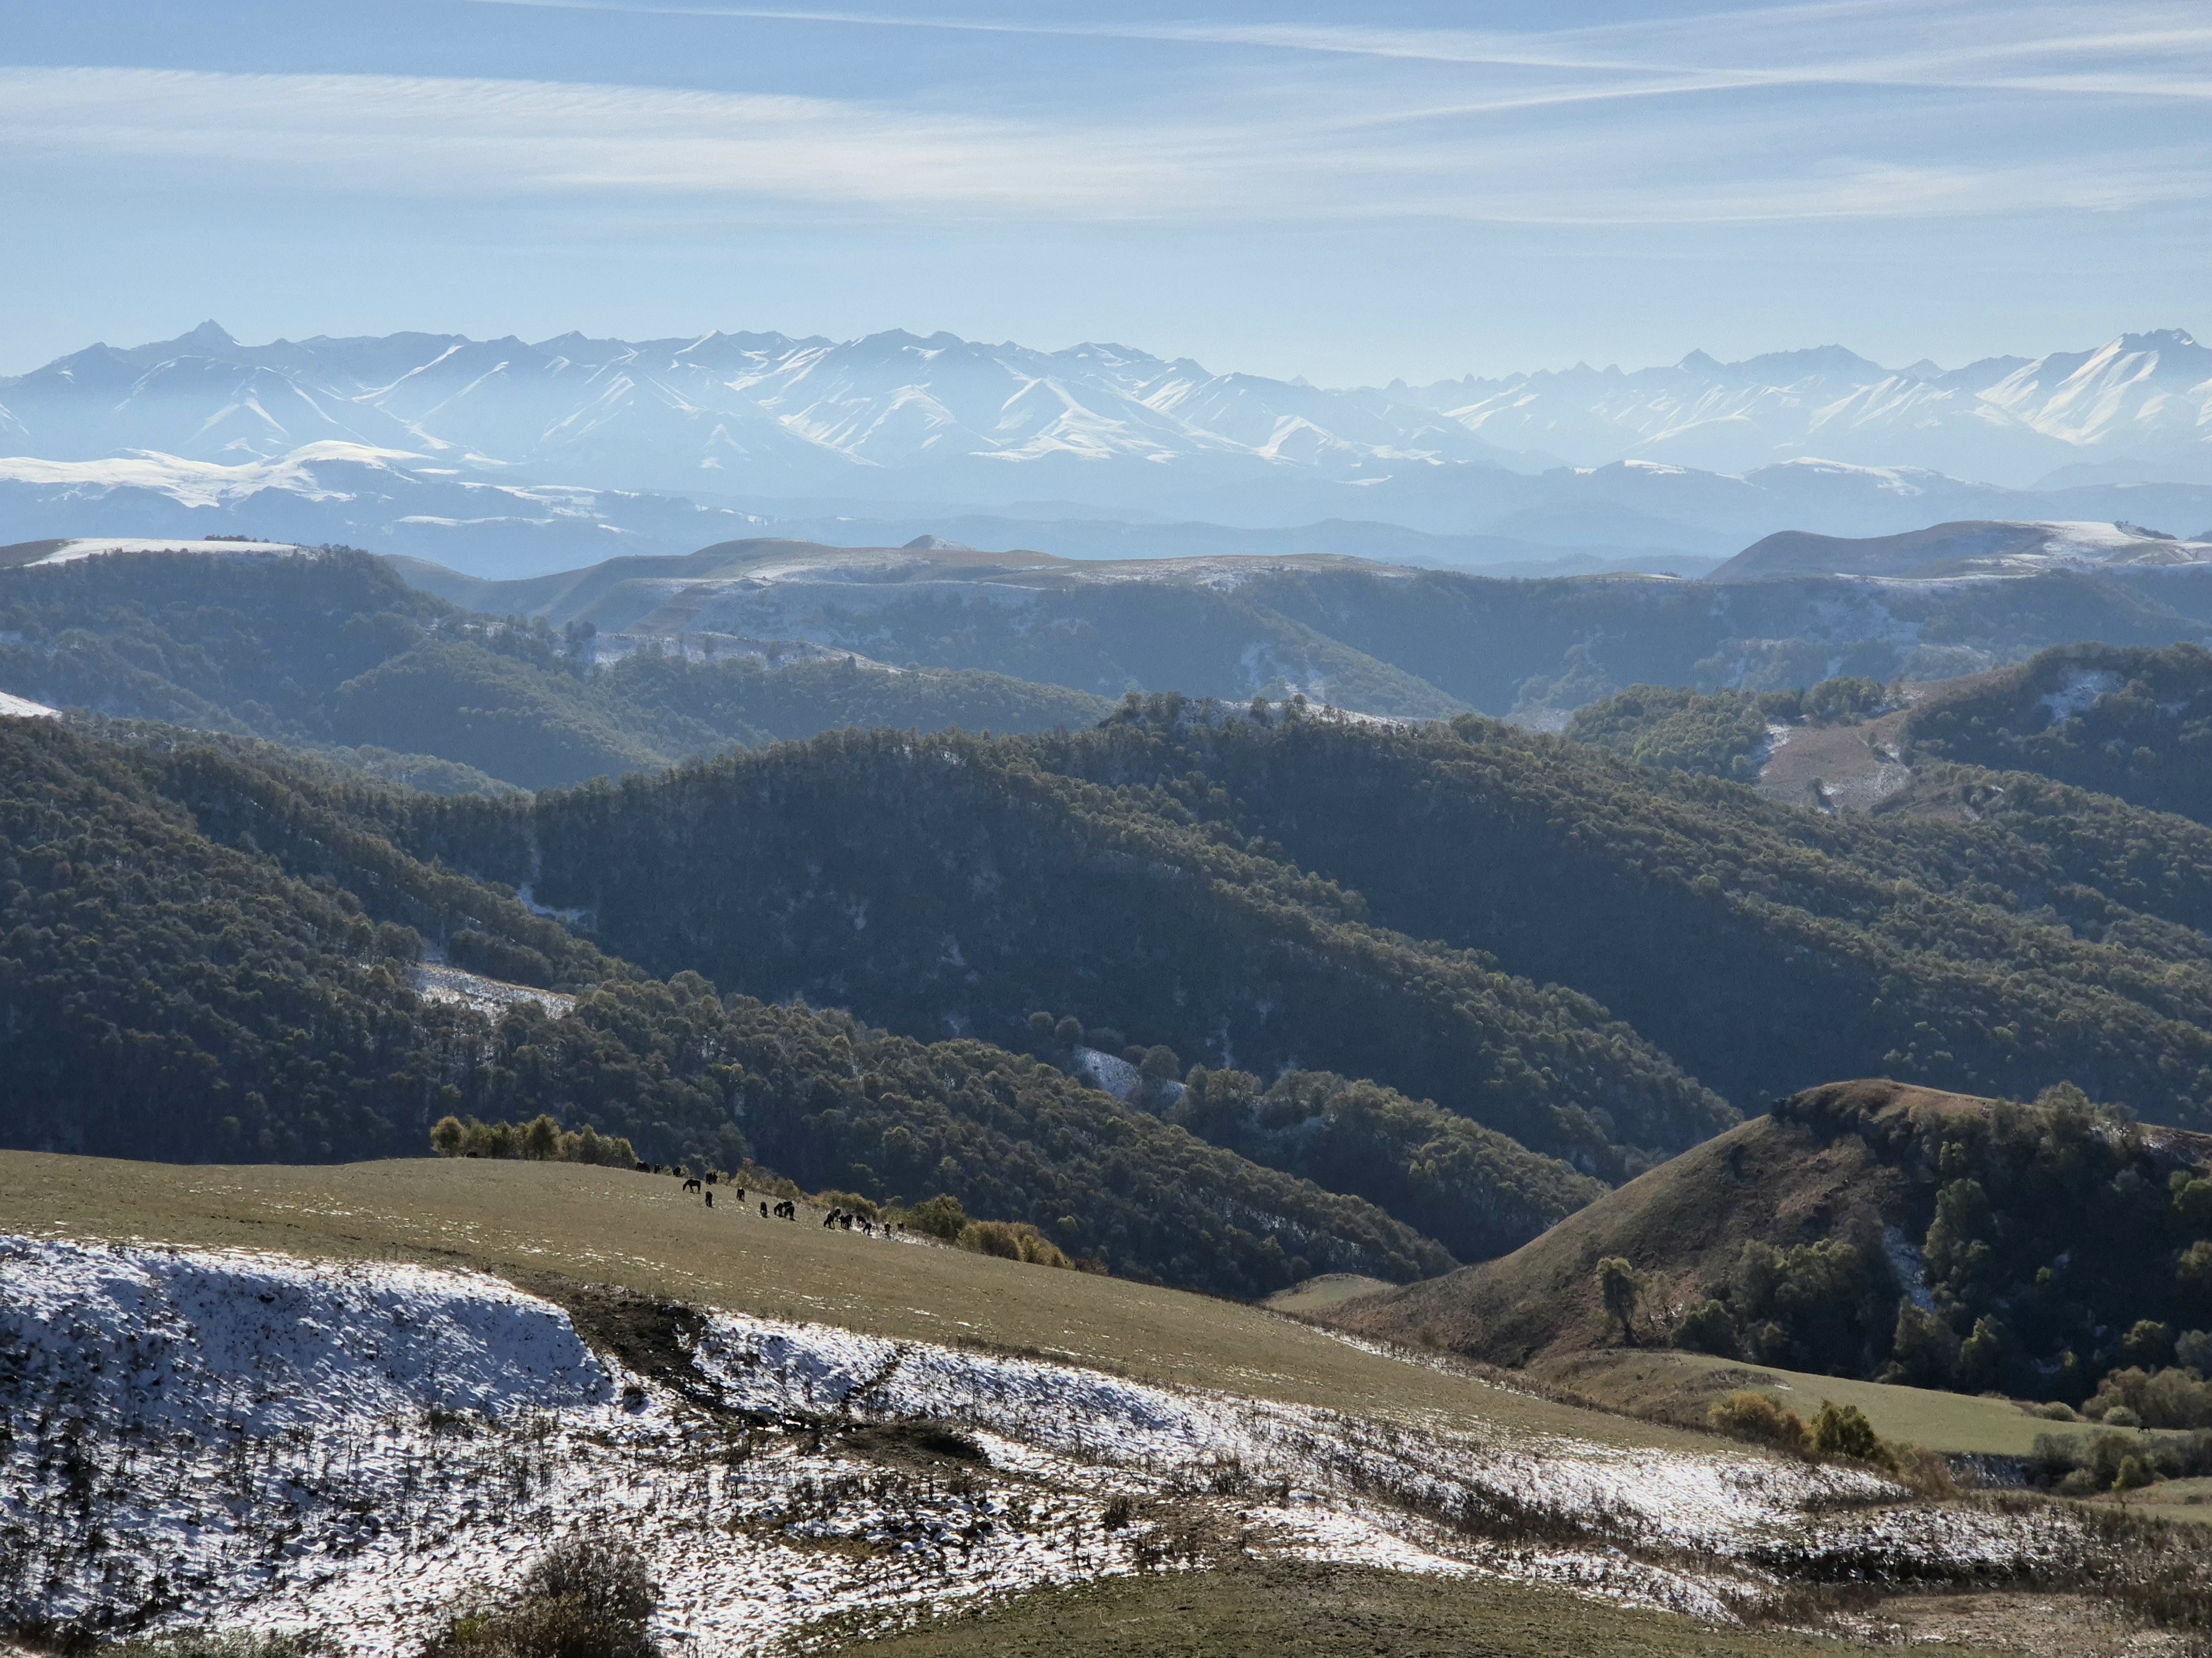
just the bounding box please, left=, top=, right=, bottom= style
left=1345, top=1078, right=2212, bottom=1420
left=364, top=698, right=2212, bottom=1141
left=1564, top=676, right=1888, bottom=779
left=1903, top=643, right=2212, bottom=825
left=405, top=723, right=1738, bottom=1182
left=411, top=538, right=2212, bottom=721
left=0, top=718, right=1455, bottom=1296
left=0, top=549, right=1113, bottom=789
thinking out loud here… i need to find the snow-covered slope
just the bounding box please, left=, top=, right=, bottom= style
left=2, top=1237, right=2085, bottom=1653
left=1415, top=331, right=2212, bottom=485
left=6, top=325, right=2210, bottom=519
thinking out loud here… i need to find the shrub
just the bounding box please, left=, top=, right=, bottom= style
left=2085, top=1365, right=2212, bottom=1429
left=904, top=1193, right=969, bottom=1241
left=1811, top=1400, right=1885, bottom=1464
left=1709, top=1391, right=1810, bottom=1453
left=424, top=1531, right=659, bottom=1658
left=959, top=1219, right=1073, bottom=1268
left=430, top=1115, right=638, bottom=1168
left=1674, top=1298, right=1738, bottom=1356
left=1596, top=1257, right=1641, bottom=1344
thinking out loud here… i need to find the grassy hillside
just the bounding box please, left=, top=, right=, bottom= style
left=0, top=1150, right=2125, bottom=1658
left=0, top=1150, right=1638, bottom=1445
left=0, top=719, right=1456, bottom=1296
left=1903, top=642, right=2212, bottom=826
left=1339, top=1079, right=2212, bottom=1415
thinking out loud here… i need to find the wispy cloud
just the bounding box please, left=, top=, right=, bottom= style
left=451, top=0, right=2212, bottom=99
left=3, top=0, right=2205, bottom=234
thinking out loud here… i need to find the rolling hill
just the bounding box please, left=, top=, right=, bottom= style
left=0, top=545, right=1118, bottom=790
left=352, top=696, right=2212, bottom=1157
left=393, top=534, right=2212, bottom=724
left=0, top=716, right=1457, bottom=1296
left=1711, top=520, right=2212, bottom=582
left=1337, top=1077, right=2212, bottom=1412
left=16, top=1150, right=2206, bottom=1657
left=1901, top=642, right=2212, bottom=827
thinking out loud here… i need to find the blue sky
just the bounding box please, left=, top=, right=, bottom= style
left=0, top=0, right=2204, bottom=383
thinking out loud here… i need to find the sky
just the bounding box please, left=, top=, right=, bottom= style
left=0, top=0, right=2206, bottom=385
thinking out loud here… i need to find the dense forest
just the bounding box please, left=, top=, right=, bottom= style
left=0, top=550, right=1113, bottom=790
left=406, top=721, right=1738, bottom=1182
left=1903, top=642, right=2212, bottom=826
left=0, top=719, right=1452, bottom=1297
left=379, top=697, right=2212, bottom=1141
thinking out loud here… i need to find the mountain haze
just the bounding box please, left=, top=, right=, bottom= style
left=9, top=324, right=2212, bottom=577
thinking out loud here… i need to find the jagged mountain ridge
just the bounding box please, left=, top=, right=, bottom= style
left=3, top=323, right=2209, bottom=523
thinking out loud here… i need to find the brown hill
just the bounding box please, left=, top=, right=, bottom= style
left=1333, top=1078, right=2212, bottom=1396
left=1329, top=1080, right=1951, bottom=1366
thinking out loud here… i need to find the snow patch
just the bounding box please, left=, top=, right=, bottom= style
left=409, top=964, right=574, bottom=1019
left=2039, top=667, right=2124, bottom=726
left=2, top=1238, right=2098, bottom=1655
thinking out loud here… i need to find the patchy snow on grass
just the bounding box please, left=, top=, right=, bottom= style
left=1, top=1238, right=2102, bottom=1655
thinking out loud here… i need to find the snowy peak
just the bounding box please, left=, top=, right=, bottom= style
left=5, top=325, right=2210, bottom=517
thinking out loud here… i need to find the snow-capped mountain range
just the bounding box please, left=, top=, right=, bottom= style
left=8, top=322, right=2210, bottom=493
left=3, top=323, right=2211, bottom=578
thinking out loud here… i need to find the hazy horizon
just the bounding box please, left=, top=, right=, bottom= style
left=2, top=1, right=2206, bottom=386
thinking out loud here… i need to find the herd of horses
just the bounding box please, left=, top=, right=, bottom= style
left=637, top=1161, right=898, bottom=1235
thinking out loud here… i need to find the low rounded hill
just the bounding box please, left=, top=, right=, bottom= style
left=1328, top=1079, right=1943, bottom=1366
left=1330, top=1078, right=2212, bottom=1409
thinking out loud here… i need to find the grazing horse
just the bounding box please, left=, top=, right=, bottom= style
left=759, top=1201, right=769, bottom=1217
left=734, top=1187, right=746, bottom=1203
left=704, top=1189, right=714, bottom=1208
left=705, top=1171, right=718, bottom=1186
left=823, top=1209, right=841, bottom=1229
left=774, top=1198, right=797, bottom=1220
left=634, top=1160, right=652, bottom=1173
left=682, top=1176, right=702, bottom=1193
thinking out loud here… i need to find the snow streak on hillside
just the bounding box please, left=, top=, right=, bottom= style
left=2, top=1238, right=2094, bottom=1653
